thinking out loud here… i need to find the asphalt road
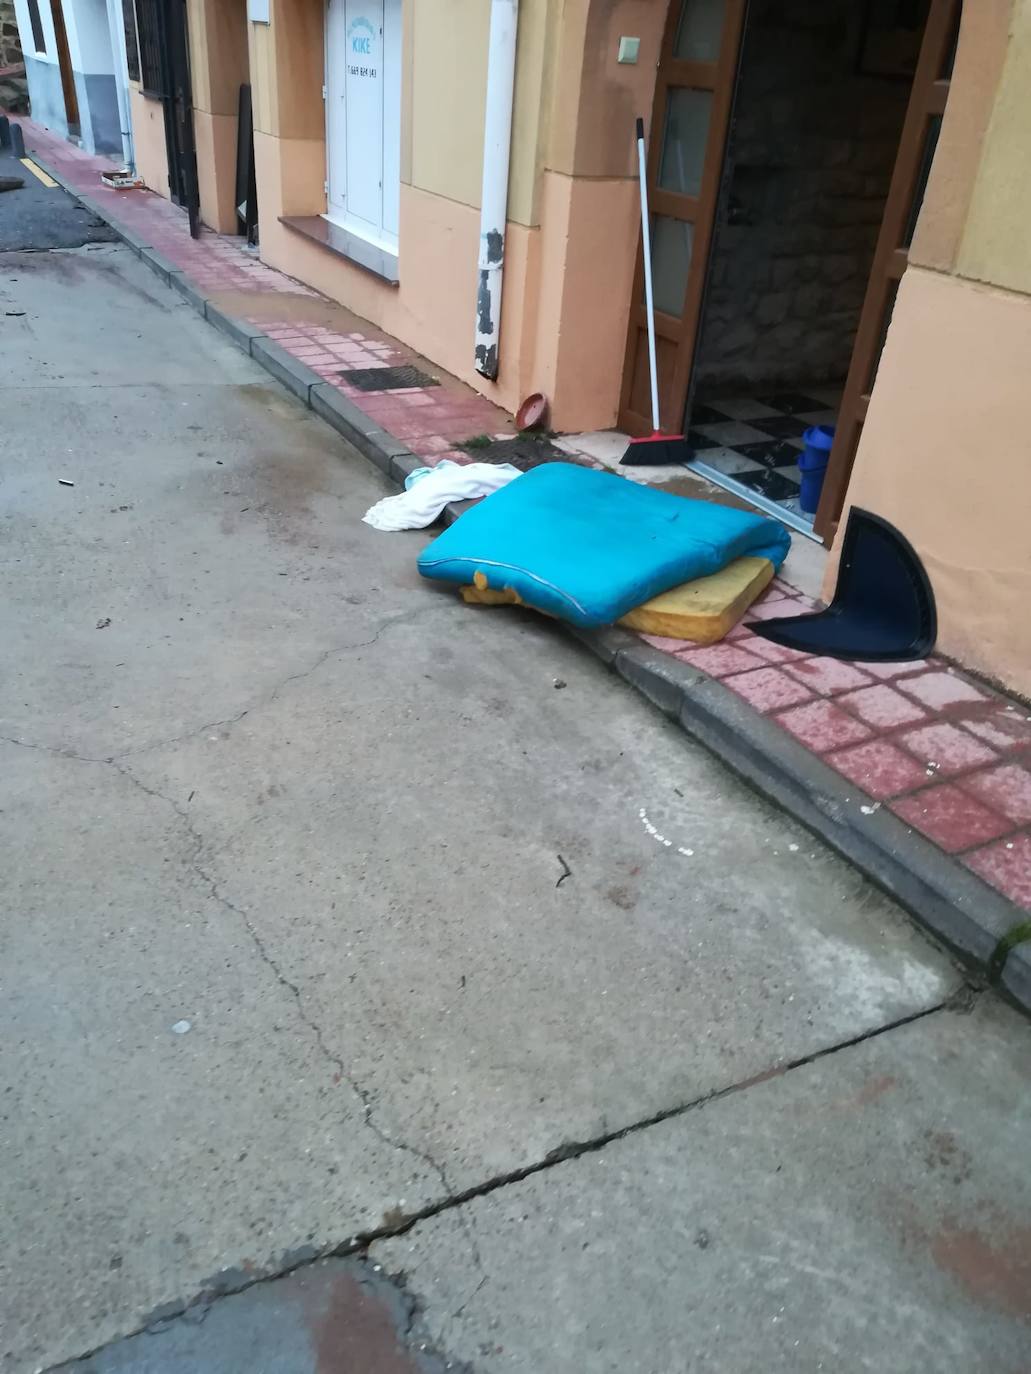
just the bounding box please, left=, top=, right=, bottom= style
left=0, top=145, right=116, bottom=251
left=1, top=217, right=1029, bottom=1374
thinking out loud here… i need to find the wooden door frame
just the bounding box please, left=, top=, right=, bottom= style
left=814, top=0, right=960, bottom=543
left=617, top=0, right=747, bottom=437
left=49, top=0, right=80, bottom=134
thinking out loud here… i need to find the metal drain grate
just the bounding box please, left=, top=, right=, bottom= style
left=458, top=437, right=568, bottom=470
left=337, top=365, right=440, bottom=392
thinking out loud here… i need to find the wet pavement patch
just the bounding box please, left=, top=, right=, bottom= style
left=62, top=1257, right=470, bottom=1374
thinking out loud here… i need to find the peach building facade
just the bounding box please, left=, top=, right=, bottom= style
left=128, top=0, right=666, bottom=428
left=830, top=0, right=1031, bottom=699
left=123, top=0, right=1029, bottom=698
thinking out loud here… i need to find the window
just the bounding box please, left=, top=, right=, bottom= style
left=26, top=0, right=46, bottom=53
left=134, top=0, right=166, bottom=97
left=122, top=0, right=141, bottom=83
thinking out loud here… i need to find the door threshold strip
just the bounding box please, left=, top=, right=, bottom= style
left=687, top=458, right=823, bottom=541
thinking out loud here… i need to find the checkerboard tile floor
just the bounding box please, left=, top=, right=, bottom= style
left=18, top=114, right=1029, bottom=918
left=687, top=391, right=841, bottom=531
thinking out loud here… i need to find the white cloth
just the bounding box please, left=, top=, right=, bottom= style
left=362, top=460, right=521, bottom=531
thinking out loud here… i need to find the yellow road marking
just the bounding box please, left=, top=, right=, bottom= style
left=20, top=158, right=58, bottom=188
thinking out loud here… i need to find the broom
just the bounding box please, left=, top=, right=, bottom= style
left=621, top=118, right=690, bottom=468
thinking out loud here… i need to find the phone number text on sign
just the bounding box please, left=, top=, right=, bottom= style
left=349, top=65, right=378, bottom=77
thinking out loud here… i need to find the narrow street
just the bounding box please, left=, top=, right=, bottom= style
left=1, top=179, right=1029, bottom=1374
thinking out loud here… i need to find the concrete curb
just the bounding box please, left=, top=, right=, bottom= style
left=204, top=302, right=265, bottom=351
left=250, top=337, right=318, bottom=404
left=1003, top=941, right=1031, bottom=1009
left=169, top=269, right=208, bottom=314
left=310, top=381, right=411, bottom=477
left=139, top=245, right=179, bottom=283
left=576, top=628, right=1024, bottom=974
left=32, top=145, right=1031, bottom=1015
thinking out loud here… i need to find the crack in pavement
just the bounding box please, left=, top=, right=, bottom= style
left=0, top=605, right=449, bottom=771
left=1, top=604, right=465, bottom=1193
left=0, top=734, right=109, bottom=765
left=3, top=600, right=484, bottom=1331
left=109, top=604, right=450, bottom=763
left=40, top=986, right=974, bottom=1373
left=4, top=612, right=974, bottom=1369
left=37, top=726, right=472, bottom=1268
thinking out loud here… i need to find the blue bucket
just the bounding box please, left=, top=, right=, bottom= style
left=798, top=425, right=835, bottom=514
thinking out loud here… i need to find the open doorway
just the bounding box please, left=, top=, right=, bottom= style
left=619, top=0, right=957, bottom=542
left=685, top=0, right=930, bottom=535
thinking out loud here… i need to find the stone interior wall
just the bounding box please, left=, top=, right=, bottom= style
left=0, top=0, right=23, bottom=68
left=694, top=0, right=914, bottom=396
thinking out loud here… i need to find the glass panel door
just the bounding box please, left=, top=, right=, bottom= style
left=675, top=0, right=726, bottom=62
left=651, top=216, right=695, bottom=316
left=619, top=0, right=747, bottom=437
left=658, top=88, right=713, bottom=195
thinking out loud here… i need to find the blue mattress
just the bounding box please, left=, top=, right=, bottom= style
left=418, top=462, right=791, bottom=628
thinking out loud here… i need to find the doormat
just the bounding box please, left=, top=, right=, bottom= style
left=338, top=365, right=440, bottom=391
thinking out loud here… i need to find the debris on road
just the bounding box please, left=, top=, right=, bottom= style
left=95, top=617, right=111, bottom=630
left=363, top=459, right=520, bottom=532
left=556, top=855, right=572, bottom=888
left=638, top=806, right=695, bottom=858
left=171, top=1020, right=192, bottom=1035
left=100, top=169, right=144, bottom=191
left=0, top=175, right=24, bottom=193
left=419, top=463, right=790, bottom=631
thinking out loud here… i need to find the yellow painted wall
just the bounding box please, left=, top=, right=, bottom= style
left=955, top=0, right=1031, bottom=295
left=248, top=0, right=324, bottom=140
left=408, top=0, right=552, bottom=225
left=188, top=0, right=249, bottom=118
left=833, top=268, right=1031, bottom=697
left=193, top=108, right=242, bottom=233
left=128, top=86, right=168, bottom=199
left=409, top=0, right=489, bottom=210
left=547, top=0, right=666, bottom=181
left=242, top=0, right=664, bottom=429
left=909, top=0, right=1012, bottom=274
left=186, top=0, right=249, bottom=233
left=831, top=0, right=1031, bottom=694
left=508, top=0, right=555, bottom=226
left=248, top=17, right=276, bottom=136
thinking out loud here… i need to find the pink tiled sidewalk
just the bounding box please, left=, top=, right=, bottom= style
left=14, top=115, right=513, bottom=466
left=17, top=114, right=1031, bottom=918
left=642, top=577, right=1031, bottom=912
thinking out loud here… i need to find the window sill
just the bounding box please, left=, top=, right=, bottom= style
left=280, top=215, right=399, bottom=286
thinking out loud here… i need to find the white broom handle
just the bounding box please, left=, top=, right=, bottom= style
left=636, top=117, right=661, bottom=433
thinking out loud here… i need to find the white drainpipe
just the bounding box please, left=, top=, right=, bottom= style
left=105, top=0, right=136, bottom=171
left=474, top=0, right=519, bottom=381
